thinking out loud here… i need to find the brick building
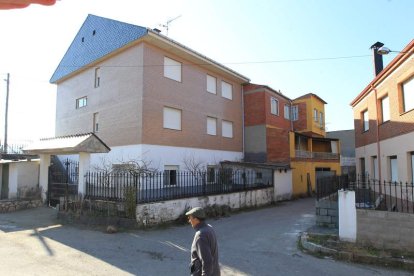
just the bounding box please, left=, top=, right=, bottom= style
left=243, top=84, right=340, bottom=196
left=350, top=40, right=414, bottom=183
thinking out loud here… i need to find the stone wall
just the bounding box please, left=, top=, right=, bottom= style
left=357, top=209, right=414, bottom=252
left=0, top=199, right=43, bottom=213
left=315, top=199, right=338, bottom=228
left=136, top=187, right=274, bottom=227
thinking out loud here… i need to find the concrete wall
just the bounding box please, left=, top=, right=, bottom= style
left=315, top=199, right=338, bottom=228
left=274, top=169, right=292, bottom=201
left=6, top=161, right=40, bottom=199
left=136, top=187, right=274, bottom=226
left=355, top=131, right=414, bottom=182
left=357, top=209, right=414, bottom=252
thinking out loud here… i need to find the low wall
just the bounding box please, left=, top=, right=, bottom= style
left=136, top=187, right=274, bottom=227
left=315, top=199, right=338, bottom=228
left=357, top=209, right=414, bottom=252
left=0, top=199, right=43, bottom=213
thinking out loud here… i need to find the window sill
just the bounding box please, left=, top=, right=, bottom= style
left=400, top=108, right=414, bottom=116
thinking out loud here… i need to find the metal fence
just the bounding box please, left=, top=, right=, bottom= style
left=316, top=174, right=350, bottom=201
left=316, top=174, right=414, bottom=213
left=85, top=169, right=273, bottom=204
left=351, top=178, right=414, bottom=213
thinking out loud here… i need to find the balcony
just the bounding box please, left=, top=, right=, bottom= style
left=295, top=150, right=339, bottom=160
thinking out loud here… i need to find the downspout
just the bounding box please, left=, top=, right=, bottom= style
left=241, top=85, right=245, bottom=161
left=371, top=84, right=382, bottom=184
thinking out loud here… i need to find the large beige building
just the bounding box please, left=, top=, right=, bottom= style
left=50, top=15, right=249, bottom=171
left=351, top=40, right=414, bottom=183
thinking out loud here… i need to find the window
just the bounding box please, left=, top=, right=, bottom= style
left=292, top=105, right=299, bottom=121
left=319, top=112, right=324, bottom=127
left=389, top=156, right=398, bottom=182
left=94, top=67, right=100, bottom=88
left=284, top=104, right=290, bottom=120
left=76, top=96, right=87, bottom=109
left=207, top=165, right=216, bottom=183
left=221, top=81, right=232, bottom=100
left=164, top=165, right=179, bottom=185
left=410, top=152, right=414, bottom=183
left=164, top=57, right=181, bottom=82
left=360, top=157, right=366, bottom=181
left=402, top=77, right=414, bottom=112
left=163, top=107, right=181, bottom=130
left=271, top=97, right=279, bottom=115
left=362, top=110, right=369, bottom=131
left=222, top=120, right=233, bottom=138
left=371, top=156, right=378, bottom=180
left=207, top=117, right=217, bottom=135
left=313, top=109, right=318, bottom=122
left=381, top=96, right=390, bottom=122
left=207, top=75, right=217, bottom=94
left=93, top=112, right=99, bottom=132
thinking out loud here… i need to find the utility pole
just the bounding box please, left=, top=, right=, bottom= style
left=3, top=73, right=9, bottom=154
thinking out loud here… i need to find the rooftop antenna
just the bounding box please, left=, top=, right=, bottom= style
left=159, top=15, right=182, bottom=36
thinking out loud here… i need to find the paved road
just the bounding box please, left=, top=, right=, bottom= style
left=0, top=198, right=410, bottom=276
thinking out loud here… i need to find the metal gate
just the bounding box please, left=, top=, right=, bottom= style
left=48, top=158, right=79, bottom=206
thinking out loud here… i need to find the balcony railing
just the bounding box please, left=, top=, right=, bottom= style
left=295, top=150, right=339, bottom=160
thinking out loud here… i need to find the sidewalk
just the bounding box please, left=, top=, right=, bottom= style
left=300, top=225, right=414, bottom=271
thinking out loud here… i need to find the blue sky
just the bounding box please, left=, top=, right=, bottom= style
left=0, top=0, right=413, bottom=141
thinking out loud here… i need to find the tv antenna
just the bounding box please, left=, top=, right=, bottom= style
left=159, top=15, right=182, bottom=36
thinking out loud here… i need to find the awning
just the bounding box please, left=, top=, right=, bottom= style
left=23, top=133, right=110, bottom=155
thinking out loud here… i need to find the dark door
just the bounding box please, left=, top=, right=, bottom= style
left=1, top=164, right=9, bottom=199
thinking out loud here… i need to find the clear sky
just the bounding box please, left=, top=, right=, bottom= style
left=0, top=0, right=413, bottom=142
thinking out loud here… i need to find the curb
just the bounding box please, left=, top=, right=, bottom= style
left=299, top=232, right=414, bottom=270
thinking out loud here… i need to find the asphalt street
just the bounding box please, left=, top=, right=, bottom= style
left=0, top=198, right=411, bottom=276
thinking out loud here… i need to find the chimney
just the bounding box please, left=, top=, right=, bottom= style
left=370, top=41, right=384, bottom=76
left=152, top=28, right=162, bottom=34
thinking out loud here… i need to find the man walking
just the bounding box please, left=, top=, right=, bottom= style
left=186, top=207, right=220, bottom=276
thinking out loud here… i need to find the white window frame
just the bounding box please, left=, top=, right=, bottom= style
left=292, top=105, right=299, bottom=121
left=362, top=110, right=369, bottom=131
left=372, top=156, right=378, bottom=180
left=163, top=107, right=182, bottom=130
left=319, top=112, right=324, bottom=127
left=76, top=96, right=87, bottom=109
left=164, top=57, right=182, bottom=82
left=207, top=117, right=217, bottom=135
left=313, top=109, right=318, bottom=122
left=222, top=120, right=233, bottom=138
left=410, top=152, right=414, bottom=183
left=271, top=97, right=279, bottom=115
left=402, top=77, right=414, bottom=112
left=284, top=104, right=290, bottom=120
left=207, top=75, right=217, bottom=94
left=381, top=96, right=390, bottom=122
left=221, top=81, right=232, bottom=100
left=389, top=156, right=398, bottom=182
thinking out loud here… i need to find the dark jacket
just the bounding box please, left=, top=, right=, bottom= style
left=190, top=222, right=220, bottom=276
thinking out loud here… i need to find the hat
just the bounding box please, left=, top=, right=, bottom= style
left=185, top=207, right=206, bottom=219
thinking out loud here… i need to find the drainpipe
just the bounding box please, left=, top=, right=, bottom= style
left=371, top=84, right=382, bottom=185
left=241, top=85, right=245, bottom=161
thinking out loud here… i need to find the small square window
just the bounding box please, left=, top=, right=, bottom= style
left=271, top=97, right=279, bottom=115
left=222, top=120, right=233, bottom=138
left=207, top=117, right=217, bottom=135
left=76, top=97, right=87, bottom=109
left=221, top=81, right=232, bottom=100
left=163, top=107, right=182, bottom=130
left=164, top=57, right=182, bottom=82
left=207, top=75, right=217, bottom=94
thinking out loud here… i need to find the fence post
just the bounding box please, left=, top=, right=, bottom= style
left=338, top=189, right=356, bottom=242
left=202, top=172, right=206, bottom=195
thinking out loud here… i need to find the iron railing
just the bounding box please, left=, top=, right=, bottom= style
left=295, top=150, right=339, bottom=160
left=85, top=170, right=273, bottom=204
left=316, top=174, right=414, bottom=214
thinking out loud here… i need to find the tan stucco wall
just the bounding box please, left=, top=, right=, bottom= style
left=291, top=160, right=341, bottom=196
left=55, top=42, right=243, bottom=153
left=55, top=44, right=144, bottom=147
left=140, top=43, right=243, bottom=152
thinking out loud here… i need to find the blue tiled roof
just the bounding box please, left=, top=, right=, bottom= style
left=50, top=14, right=147, bottom=83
